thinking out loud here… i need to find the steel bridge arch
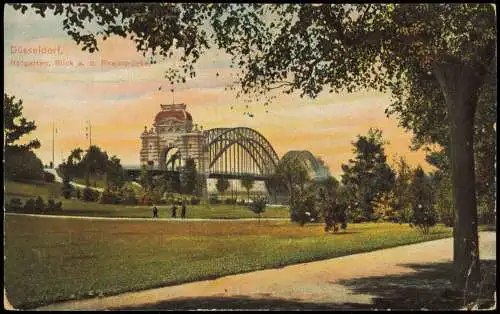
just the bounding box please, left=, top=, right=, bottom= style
left=204, top=127, right=280, bottom=177
left=280, top=150, right=330, bottom=180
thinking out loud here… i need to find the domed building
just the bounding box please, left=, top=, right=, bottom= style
left=140, top=103, right=208, bottom=172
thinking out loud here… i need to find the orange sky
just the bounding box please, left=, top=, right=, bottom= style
left=3, top=5, right=434, bottom=178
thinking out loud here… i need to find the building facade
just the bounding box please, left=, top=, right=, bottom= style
left=140, top=103, right=209, bottom=175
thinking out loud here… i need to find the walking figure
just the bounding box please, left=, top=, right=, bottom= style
left=152, top=206, right=158, bottom=218
left=181, top=200, right=187, bottom=219
left=171, top=204, right=177, bottom=218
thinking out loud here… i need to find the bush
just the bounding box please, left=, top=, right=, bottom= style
left=100, top=190, right=120, bottom=204
left=120, top=187, right=138, bottom=205
left=62, top=176, right=73, bottom=199
left=291, top=190, right=320, bottom=226
left=44, top=172, right=55, bottom=183
left=8, top=198, right=23, bottom=211
left=46, top=199, right=62, bottom=212
left=35, top=196, right=45, bottom=213
left=140, top=193, right=154, bottom=206
left=249, top=197, right=267, bottom=221
left=5, top=147, right=45, bottom=181
left=190, top=198, right=200, bottom=205
left=224, top=198, right=237, bottom=205
left=83, top=187, right=99, bottom=202
left=209, top=195, right=220, bottom=204
left=478, top=198, right=496, bottom=225
left=76, top=188, right=82, bottom=200
left=23, top=199, right=36, bottom=213
left=237, top=199, right=246, bottom=206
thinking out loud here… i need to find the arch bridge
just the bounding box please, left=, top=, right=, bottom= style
left=203, top=127, right=279, bottom=180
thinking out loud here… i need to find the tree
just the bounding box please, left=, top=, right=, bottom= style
left=248, top=197, right=267, bottom=222
left=180, top=158, right=198, bottom=195
left=409, top=166, right=437, bottom=234
left=18, top=2, right=496, bottom=290
left=4, top=93, right=44, bottom=181
left=391, top=156, right=414, bottom=222
left=240, top=174, right=255, bottom=201
left=61, top=175, right=73, bottom=199
left=275, top=155, right=311, bottom=210
left=106, top=155, right=125, bottom=191
left=341, top=128, right=396, bottom=222
left=215, top=177, right=230, bottom=197
left=4, top=93, right=40, bottom=151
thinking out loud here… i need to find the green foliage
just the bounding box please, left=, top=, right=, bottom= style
left=44, top=172, right=55, bottom=183
left=341, top=128, right=396, bottom=221
left=4, top=93, right=40, bottom=150
left=240, top=174, right=255, bottom=200
left=61, top=175, right=73, bottom=199
left=224, top=198, right=237, bottom=205
left=120, top=187, right=138, bottom=205
left=291, top=189, right=319, bottom=226
left=315, top=180, right=348, bottom=233
left=248, top=197, right=267, bottom=221
left=8, top=198, right=24, bottom=211
left=23, top=199, right=36, bottom=213
left=46, top=199, right=63, bottom=212
left=99, top=190, right=120, bottom=204
left=60, top=146, right=125, bottom=191
left=409, top=166, right=437, bottom=234
left=180, top=158, right=198, bottom=195
left=5, top=147, right=45, bottom=182
left=431, top=172, right=454, bottom=227
left=34, top=196, right=45, bottom=213
left=215, top=177, right=230, bottom=195
left=275, top=154, right=311, bottom=206
left=82, top=187, right=99, bottom=202
left=190, top=197, right=201, bottom=205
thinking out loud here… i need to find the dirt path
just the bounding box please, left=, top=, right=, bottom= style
left=44, top=168, right=104, bottom=192
left=31, top=232, right=496, bottom=310
left=5, top=212, right=288, bottom=222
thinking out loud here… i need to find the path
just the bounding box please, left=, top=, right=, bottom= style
left=5, top=212, right=289, bottom=222
left=44, top=168, right=104, bottom=192
left=31, top=232, right=496, bottom=310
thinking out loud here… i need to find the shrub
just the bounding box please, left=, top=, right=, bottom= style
left=478, top=198, right=496, bottom=225
left=140, top=193, right=154, bottom=206
left=46, top=199, right=62, bottom=212
left=209, top=195, right=220, bottom=204
left=23, top=199, right=36, bottom=213
left=55, top=201, right=63, bottom=211
left=249, top=197, right=267, bottom=221
left=76, top=188, right=82, bottom=200
left=291, top=190, right=320, bottom=226
left=237, top=199, right=246, bottom=206
left=35, top=196, right=45, bottom=213
left=5, top=147, right=45, bottom=181
left=83, top=187, right=99, bottom=202
left=61, top=176, right=73, bottom=199
left=8, top=198, right=23, bottom=211
left=225, top=198, right=237, bottom=205
left=44, top=172, right=55, bottom=183
left=46, top=199, right=56, bottom=211
left=100, top=190, right=120, bottom=204
left=120, top=187, right=138, bottom=205
left=190, top=198, right=200, bottom=205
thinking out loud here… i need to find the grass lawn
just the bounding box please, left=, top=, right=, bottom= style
left=4, top=215, right=454, bottom=309
left=5, top=180, right=289, bottom=219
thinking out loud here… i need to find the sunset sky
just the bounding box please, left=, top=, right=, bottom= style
left=3, top=5, right=434, bottom=178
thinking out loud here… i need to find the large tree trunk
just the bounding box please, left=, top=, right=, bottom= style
left=433, top=57, right=485, bottom=290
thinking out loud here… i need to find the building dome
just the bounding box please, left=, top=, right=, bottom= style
left=154, top=103, right=192, bottom=123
